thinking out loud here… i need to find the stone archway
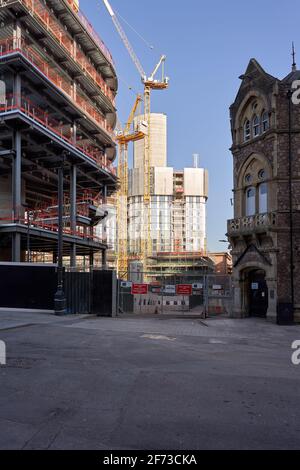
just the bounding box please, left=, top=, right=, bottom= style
left=232, top=260, right=277, bottom=319
left=240, top=268, right=268, bottom=317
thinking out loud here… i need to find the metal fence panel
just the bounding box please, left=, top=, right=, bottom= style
left=65, top=271, right=91, bottom=314
left=117, top=272, right=232, bottom=317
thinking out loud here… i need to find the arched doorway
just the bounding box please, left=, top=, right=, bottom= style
left=246, top=269, right=268, bottom=317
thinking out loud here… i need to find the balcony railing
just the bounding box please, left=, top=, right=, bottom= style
left=0, top=94, right=116, bottom=175
left=0, top=37, right=115, bottom=133
left=0, top=213, right=106, bottom=244
left=65, top=0, right=115, bottom=67
left=227, top=212, right=277, bottom=235
left=0, top=0, right=116, bottom=102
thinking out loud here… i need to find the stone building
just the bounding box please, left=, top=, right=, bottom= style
left=227, top=58, right=300, bottom=322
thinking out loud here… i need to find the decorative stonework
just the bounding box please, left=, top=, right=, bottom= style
left=228, top=58, right=300, bottom=321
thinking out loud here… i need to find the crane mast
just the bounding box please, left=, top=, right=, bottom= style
left=103, top=0, right=169, bottom=277
left=116, top=95, right=145, bottom=277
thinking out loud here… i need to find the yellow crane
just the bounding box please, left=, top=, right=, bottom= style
left=103, top=0, right=169, bottom=273
left=115, top=94, right=145, bottom=277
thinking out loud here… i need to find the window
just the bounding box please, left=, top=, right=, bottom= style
left=244, top=120, right=251, bottom=141
left=246, top=187, right=256, bottom=216
left=259, top=183, right=268, bottom=213
left=253, top=115, right=260, bottom=137
left=245, top=173, right=252, bottom=185
left=262, top=111, right=269, bottom=133
left=258, top=169, right=266, bottom=180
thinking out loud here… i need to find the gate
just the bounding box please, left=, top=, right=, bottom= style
left=204, top=274, right=233, bottom=317
left=92, top=270, right=117, bottom=317
left=64, top=271, right=91, bottom=314
left=117, top=272, right=233, bottom=317
left=65, top=269, right=117, bottom=316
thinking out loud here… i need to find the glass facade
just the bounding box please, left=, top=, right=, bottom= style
left=128, top=194, right=207, bottom=255
left=184, top=196, right=206, bottom=252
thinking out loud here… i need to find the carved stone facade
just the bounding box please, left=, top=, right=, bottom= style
left=228, top=59, right=300, bottom=322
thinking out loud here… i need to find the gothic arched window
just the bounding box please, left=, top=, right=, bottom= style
left=246, top=187, right=256, bottom=216
left=242, top=161, right=269, bottom=216
left=244, top=119, right=251, bottom=142
left=253, top=115, right=260, bottom=137
left=259, top=182, right=268, bottom=213
left=261, top=111, right=269, bottom=133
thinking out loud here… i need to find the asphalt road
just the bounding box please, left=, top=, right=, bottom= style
left=0, top=311, right=300, bottom=450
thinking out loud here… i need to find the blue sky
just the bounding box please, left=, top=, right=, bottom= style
left=81, top=0, right=299, bottom=252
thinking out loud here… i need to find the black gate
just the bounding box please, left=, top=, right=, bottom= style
left=64, top=271, right=91, bottom=315
left=248, top=270, right=268, bottom=317
left=92, top=270, right=117, bottom=317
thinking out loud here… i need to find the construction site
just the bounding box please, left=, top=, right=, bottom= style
left=0, top=0, right=230, bottom=315
left=98, top=0, right=214, bottom=284
left=0, top=0, right=118, bottom=267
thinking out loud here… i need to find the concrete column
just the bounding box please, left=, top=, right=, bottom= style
left=103, top=184, right=108, bottom=244
left=102, top=249, right=107, bottom=270
left=12, top=129, right=22, bottom=262
left=70, top=164, right=77, bottom=268
left=72, top=39, right=77, bottom=62
left=103, top=185, right=107, bottom=203
left=72, top=121, right=77, bottom=146
left=89, top=251, right=94, bottom=269
left=12, top=233, right=21, bottom=262
left=13, top=130, right=21, bottom=220
left=13, top=21, right=22, bottom=50
left=14, top=67, right=21, bottom=111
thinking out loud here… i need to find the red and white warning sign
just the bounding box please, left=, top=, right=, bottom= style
left=176, top=284, right=192, bottom=296
left=131, top=283, right=148, bottom=295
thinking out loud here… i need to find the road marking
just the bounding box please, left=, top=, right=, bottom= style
left=141, top=334, right=176, bottom=342
left=209, top=339, right=227, bottom=344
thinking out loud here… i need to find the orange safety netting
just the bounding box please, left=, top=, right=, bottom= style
left=10, top=0, right=116, bottom=103
left=0, top=37, right=114, bottom=132
left=0, top=93, right=116, bottom=175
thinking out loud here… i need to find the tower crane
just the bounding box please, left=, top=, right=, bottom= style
left=115, top=94, right=146, bottom=277
left=103, top=0, right=169, bottom=273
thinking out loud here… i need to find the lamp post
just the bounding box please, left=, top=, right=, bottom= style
left=27, top=210, right=33, bottom=263
left=23, top=203, right=31, bottom=263
left=54, top=152, right=67, bottom=315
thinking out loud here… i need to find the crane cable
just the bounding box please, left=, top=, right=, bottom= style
left=97, top=1, right=155, bottom=52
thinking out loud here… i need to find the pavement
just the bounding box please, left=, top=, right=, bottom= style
left=0, top=310, right=300, bottom=450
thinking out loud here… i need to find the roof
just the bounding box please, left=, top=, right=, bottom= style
left=281, top=69, right=300, bottom=83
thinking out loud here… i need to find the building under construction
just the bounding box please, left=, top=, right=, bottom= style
left=0, top=0, right=118, bottom=266
left=102, top=111, right=213, bottom=280
left=127, top=114, right=212, bottom=279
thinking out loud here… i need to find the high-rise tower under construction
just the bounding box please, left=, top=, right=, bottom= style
left=0, top=0, right=118, bottom=266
